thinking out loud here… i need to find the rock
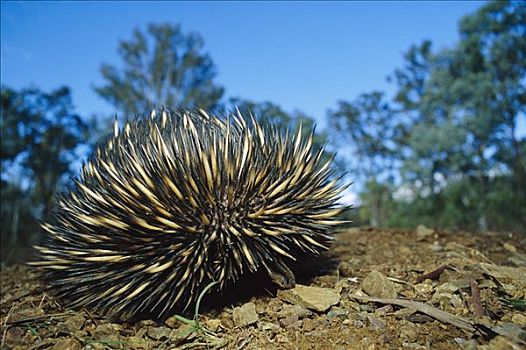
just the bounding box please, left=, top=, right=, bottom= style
left=259, top=321, right=280, bottom=335
left=52, top=339, right=82, bottom=350
left=366, top=315, right=385, bottom=330
left=277, top=284, right=341, bottom=312
left=450, top=294, right=463, bottom=308
left=338, top=261, right=354, bottom=277
left=277, top=304, right=312, bottom=319
left=204, top=318, right=221, bottom=332
left=414, top=282, right=433, bottom=294
left=147, top=326, right=171, bottom=340
left=416, top=225, right=434, bottom=240
left=511, top=313, right=526, bottom=326
left=279, top=315, right=299, bottom=328
left=164, top=315, right=182, bottom=328
left=359, top=304, right=373, bottom=312
left=233, top=302, right=258, bottom=327
left=327, top=309, right=347, bottom=319
left=361, top=270, right=398, bottom=298
left=275, top=334, right=290, bottom=343
left=93, top=323, right=122, bottom=340
left=64, top=314, right=85, bottom=331
left=399, top=323, right=419, bottom=342
left=302, top=318, right=317, bottom=332
left=503, top=242, right=517, bottom=253
left=375, top=305, right=393, bottom=315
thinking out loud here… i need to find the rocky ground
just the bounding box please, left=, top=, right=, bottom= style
left=1, top=227, right=525, bottom=350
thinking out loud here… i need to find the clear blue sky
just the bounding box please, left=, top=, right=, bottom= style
left=2, top=0, right=487, bottom=123
left=2, top=1, right=523, bottom=204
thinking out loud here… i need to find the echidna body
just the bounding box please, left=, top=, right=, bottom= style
left=34, top=108, right=347, bottom=320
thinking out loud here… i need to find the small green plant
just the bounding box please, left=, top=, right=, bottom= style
left=172, top=281, right=221, bottom=339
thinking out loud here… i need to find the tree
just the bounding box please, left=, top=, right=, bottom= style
left=1, top=85, right=90, bottom=264
left=386, top=1, right=526, bottom=231
left=95, top=23, right=224, bottom=117
left=328, top=92, right=395, bottom=226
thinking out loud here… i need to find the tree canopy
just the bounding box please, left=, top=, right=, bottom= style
left=95, top=23, right=224, bottom=117
left=1, top=86, right=91, bottom=264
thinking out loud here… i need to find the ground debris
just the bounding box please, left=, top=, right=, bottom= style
left=1, top=228, right=525, bottom=349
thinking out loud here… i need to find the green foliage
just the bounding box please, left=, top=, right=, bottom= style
left=332, top=1, right=525, bottom=231
left=95, top=23, right=224, bottom=117
left=1, top=85, right=90, bottom=265
left=328, top=92, right=395, bottom=226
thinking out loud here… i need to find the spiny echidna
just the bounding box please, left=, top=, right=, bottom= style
left=33, top=108, right=348, bottom=320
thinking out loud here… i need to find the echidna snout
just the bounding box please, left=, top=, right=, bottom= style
left=33, top=108, right=348, bottom=320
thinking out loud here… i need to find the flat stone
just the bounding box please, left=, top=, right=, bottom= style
left=361, top=270, right=398, bottom=299
left=327, top=309, right=347, bottom=319
left=147, top=326, right=171, bottom=340
left=233, top=302, right=259, bottom=327
left=277, top=304, right=312, bottom=319
left=279, top=315, right=299, bottom=328
left=277, top=284, right=341, bottom=312
left=64, top=314, right=85, bottom=331
left=93, top=323, right=122, bottom=340
left=416, top=225, right=434, bottom=240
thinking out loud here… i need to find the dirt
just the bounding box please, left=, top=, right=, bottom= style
left=1, top=227, right=525, bottom=350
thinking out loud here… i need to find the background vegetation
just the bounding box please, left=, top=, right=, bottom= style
left=1, top=1, right=525, bottom=265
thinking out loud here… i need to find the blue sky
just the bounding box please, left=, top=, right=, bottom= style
left=2, top=1, right=523, bottom=204
left=2, top=1, right=487, bottom=122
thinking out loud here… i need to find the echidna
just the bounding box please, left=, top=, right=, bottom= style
left=33, top=108, right=348, bottom=320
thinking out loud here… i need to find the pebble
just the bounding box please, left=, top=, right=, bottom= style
left=398, top=323, right=419, bottom=342
left=279, top=315, right=299, bottom=328
left=302, top=318, right=317, bottom=332
left=361, top=270, right=398, bottom=298
left=503, top=242, right=517, bottom=253
left=338, top=261, right=354, bottom=277
left=204, top=318, right=221, bottom=332
left=512, top=313, right=526, bottom=325
left=233, top=302, right=259, bottom=327
left=416, top=225, right=434, bottom=240
left=277, top=304, right=312, bottom=319
left=147, top=326, right=171, bottom=340
left=277, top=284, right=341, bottom=312
left=64, top=314, right=85, bottom=331
left=327, top=309, right=347, bottom=319
left=375, top=305, right=393, bottom=315
left=414, top=282, right=433, bottom=294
